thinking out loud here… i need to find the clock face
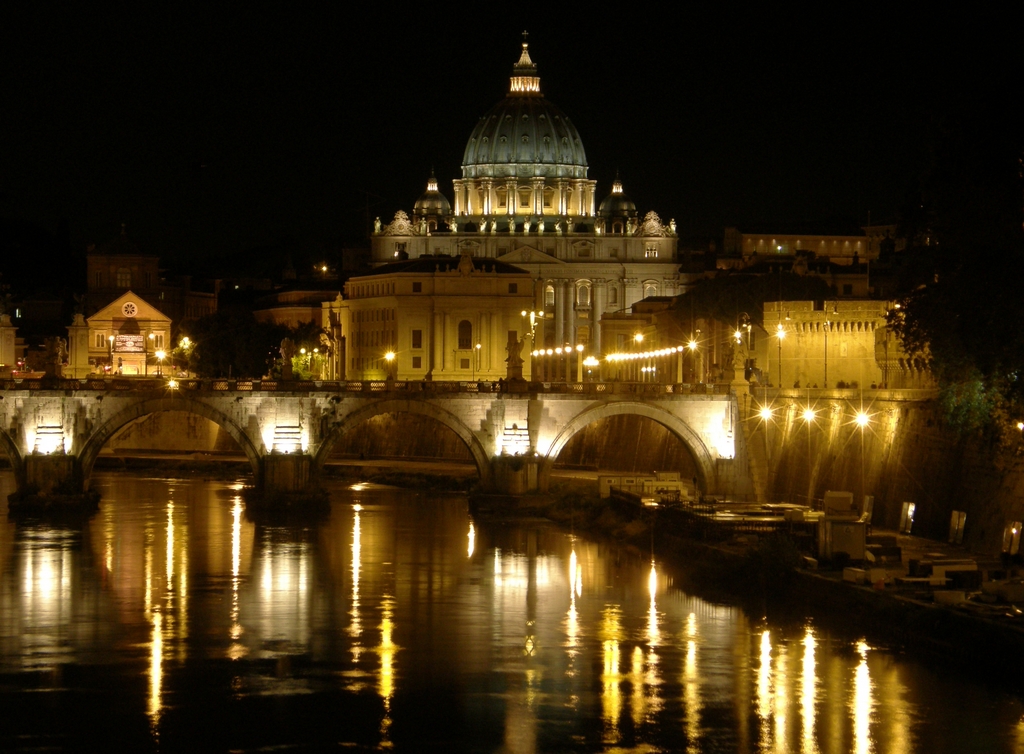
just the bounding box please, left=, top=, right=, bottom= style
left=122, top=302, right=138, bottom=317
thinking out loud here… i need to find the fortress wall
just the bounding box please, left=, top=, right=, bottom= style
left=754, top=392, right=1024, bottom=555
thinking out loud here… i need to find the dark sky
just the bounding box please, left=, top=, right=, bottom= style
left=2, top=6, right=1019, bottom=265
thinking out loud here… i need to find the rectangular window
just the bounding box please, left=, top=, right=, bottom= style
left=412, top=356, right=422, bottom=369
left=412, top=329, right=422, bottom=349
left=508, top=283, right=517, bottom=294
left=842, top=284, right=853, bottom=295
left=95, top=271, right=102, bottom=287
left=460, top=358, right=470, bottom=370
left=413, top=282, right=422, bottom=292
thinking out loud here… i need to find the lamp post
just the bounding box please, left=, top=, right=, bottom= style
left=108, top=335, right=114, bottom=373
left=634, top=333, right=644, bottom=382
left=575, top=344, right=584, bottom=383
left=155, top=350, right=166, bottom=377
left=474, top=342, right=481, bottom=381
left=384, top=350, right=395, bottom=381
left=147, top=333, right=155, bottom=376
left=856, top=410, right=869, bottom=503
left=776, top=323, right=785, bottom=388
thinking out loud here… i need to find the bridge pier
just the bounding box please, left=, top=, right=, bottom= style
left=489, top=456, right=541, bottom=495
left=23, top=453, right=83, bottom=496
left=260, top=453, right=313, bottom=494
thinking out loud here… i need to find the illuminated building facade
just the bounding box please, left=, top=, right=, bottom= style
left=322, top=253, right=534, bottom=381
left=371, top=40, right=681, bottom=356
left=65, top=291, right=172, bottom=377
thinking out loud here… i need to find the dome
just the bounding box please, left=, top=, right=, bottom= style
left=413, top=171, right=451, bottom=218
left=598, top=176, right=637, bottom=218
left=461, top=41, right=589, bottom=182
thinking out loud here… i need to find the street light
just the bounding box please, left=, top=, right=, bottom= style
left=775, top=323, right=785, bottom=388
left=155, top=349, right=166, bottom=377
left=474, top=342, right=481, bottom=381
left=384, top=350, right=395, bottom=381
left=575, top=343, right=584, bottom=383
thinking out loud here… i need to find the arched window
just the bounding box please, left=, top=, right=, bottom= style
left=544, top=284, right=555, bottom=308
left=458, top=320, right=473, bottom=350
left=643, top=282, right=658, bottom=298
left=577, top=283, right=591, bottom=307
left=608, top=287, right=618, bottom=305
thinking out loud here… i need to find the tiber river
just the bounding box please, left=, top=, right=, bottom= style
left=2, top=470, right=1024, bottom=753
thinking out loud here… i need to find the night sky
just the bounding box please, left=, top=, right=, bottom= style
left=2, top=6, right=1018, bottom=268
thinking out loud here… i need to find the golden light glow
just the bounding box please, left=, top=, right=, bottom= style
left=856, top=411, right=870, bottom=428
left=687, top=339, right=698, bottom=351
left=350, top=504, right=363, bottom=647
left=802, top=627, right=818, bottom=754
left=467, top=521, right=476, bottom=558
left=384, top=351, right=395, bottom=362
left=759, top=406, right=773, bottom=421
left=853, top=640, right=874, bottom=754
left=600, top=606, right=623, bottom=743
left=803, top=408, right=817, bottom=422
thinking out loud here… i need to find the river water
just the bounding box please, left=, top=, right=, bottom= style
left=1, top=470, right=1023, bottom=753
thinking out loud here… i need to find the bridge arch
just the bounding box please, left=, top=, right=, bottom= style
left=540, top=401, right=717, bottom=492
left=0, top=428, right=25, bottom=488
left=314, top=399, right=492, bottom=489
left=78, top=397, right=262, bottom=484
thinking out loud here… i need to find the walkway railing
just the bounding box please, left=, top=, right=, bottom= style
left=1, top=376, right=739, bottom=396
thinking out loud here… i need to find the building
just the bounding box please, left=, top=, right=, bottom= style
left=322, top=253, right=534, bottom=381
left=370, top=39, right=682, bottom=356
left=85, top=225, right=217, bottom=329
left=761, top=301, right=931, bottom=390
left=65, top=290, right=173, bottom=378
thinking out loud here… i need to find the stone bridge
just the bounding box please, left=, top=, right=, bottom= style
left=0, top=377, right=753, bottom=501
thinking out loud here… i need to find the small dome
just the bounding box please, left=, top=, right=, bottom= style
left=598, top=177, right=637, bottom=218
left=413, top=171, right=451, bottom=218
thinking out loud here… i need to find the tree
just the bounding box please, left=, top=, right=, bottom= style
left=184, top=310, right=290, bottom=379
left=887, top=118, right=1024, bottom=436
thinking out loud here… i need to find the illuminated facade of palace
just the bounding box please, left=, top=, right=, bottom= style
left=323, top=254, right=534, bottom=381
left=369, top=40, right=681, bottom=357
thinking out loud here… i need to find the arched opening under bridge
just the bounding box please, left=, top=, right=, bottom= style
left=315, top=399, right=491, bottom=489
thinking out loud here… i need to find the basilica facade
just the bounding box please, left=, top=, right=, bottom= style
left=369, top=39, right=680, bottom=358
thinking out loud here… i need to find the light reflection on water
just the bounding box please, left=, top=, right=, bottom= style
left=0, top=471, right=1023, bottom=751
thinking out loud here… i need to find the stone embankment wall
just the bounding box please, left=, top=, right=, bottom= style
left=747, top=389, right=1024, bottom=555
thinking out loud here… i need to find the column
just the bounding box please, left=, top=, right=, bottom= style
left=482, top=179, right=493, bottom=215
left=506, top=179, right=517, bottom=216
left=453, top=179, right=464, bottom=216
left=563, top=280, right=575, bottom=345
left=554, top=281, right=566, bottom=345
left=591, top=280, right=606, bottom=355
left=532, top=179, right=544, bottom=216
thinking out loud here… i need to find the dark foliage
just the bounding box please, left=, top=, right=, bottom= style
left=182, top=309, right=289, bottom=379
left=888, top=118, right=1024, bottom=435
left=668, top=270, right=833, bottom=330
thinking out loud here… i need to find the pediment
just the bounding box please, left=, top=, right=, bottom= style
left=496, top=245, right=566, bottom=265
left=88, top=291, right=171, bottom=324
